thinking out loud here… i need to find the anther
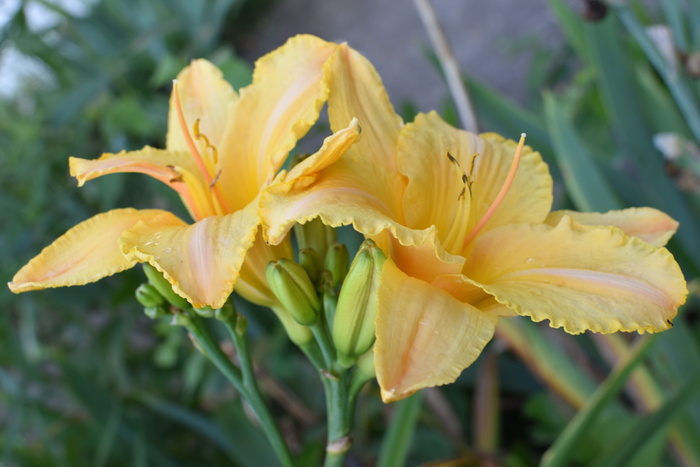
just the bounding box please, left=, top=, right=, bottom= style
left=462, top=134, right=526, bottom=249
left=166, top=165, right=183, bottom=184
left=173, top=81, right=214, bottom=185
left=447, top=151, right=469, bottom=201
left=209, top=170, right=222, bottom=189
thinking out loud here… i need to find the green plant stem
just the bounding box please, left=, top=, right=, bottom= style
left=185, top=314, right=294, bottom=467
left=310, top=321, right=337, bottom=369
left=377, top=392, right=423, bottom=467
left=323, top=371, right=352, bottom=467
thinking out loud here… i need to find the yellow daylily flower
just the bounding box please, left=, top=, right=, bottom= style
left=9, top=35, right=361, bottom=310
left=260, top=46, right=688, bottom=402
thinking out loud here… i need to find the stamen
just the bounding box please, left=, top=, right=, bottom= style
left=210, top=169, right=222, bottom=188
left=467, top=153, right=479, bottom=197
left=447, top=151, right=480, bottom=201
left=446, top=151, right=467, bottom=201
left=194, top=119, right=219, bottom=165
left=172, top=80, right=231, bottom=215
left=166, top=165, right=183, bottom=183
left=462, top=133, right=526, bottom=249
left=172, top=81, right=214, bottom=186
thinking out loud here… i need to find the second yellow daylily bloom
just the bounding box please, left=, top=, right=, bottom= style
left=260, top=45, right=688, bottom=402
left=9, top=35, right=361, bottom=309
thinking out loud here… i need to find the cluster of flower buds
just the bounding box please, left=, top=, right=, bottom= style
left=264, top=235, right=386, bottom=372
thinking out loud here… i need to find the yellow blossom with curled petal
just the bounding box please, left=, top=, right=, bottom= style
left=259, top=44, right=688, bottom=402
left=9, top=35, right=361, bottom=310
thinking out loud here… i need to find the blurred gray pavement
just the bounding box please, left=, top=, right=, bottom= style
left=237, top=0, right=563, bottom=115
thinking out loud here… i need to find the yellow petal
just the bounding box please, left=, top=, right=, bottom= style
left=9, top=209, right=183, bottom=293
left=218, top=35, right=338, bottom=211
left=463, top=216, right=688, bottom=334
left=236, top=235, right=294, bottom=308
left=120, top=203, right=260, bottom=309
left=259, top=42, right=409, bottom=247
left=279, top=118, right=362, bottom=191
left=327, top=43, right=404, bottom=174
left=260, top=119, right=405, bottom=245
left=375, top=260, right=498, bottom=402
left=545, top=207, right=678, bottom=247
left=431, top=275, right=518, bottom=317
left=167, top=59, right=237, bottom=155
left=385, top=230, right=464, bottom=283
left=70, top=147, right=217, bottom=221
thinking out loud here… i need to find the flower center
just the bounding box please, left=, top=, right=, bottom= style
left=461, top=133, right=526, bottom=249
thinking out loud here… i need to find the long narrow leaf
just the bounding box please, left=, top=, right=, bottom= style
left=377, top=392, right=423, bottom=467
left=540, top=335, right=659, bottom=467
left=591, top=372, right=700, bottom=467
left=543, top=92, right=622, bottom=211
left=135, top=393, right=241, bottom=462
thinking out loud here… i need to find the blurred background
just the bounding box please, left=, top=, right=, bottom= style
left=1, top=0, right=700, bottom=466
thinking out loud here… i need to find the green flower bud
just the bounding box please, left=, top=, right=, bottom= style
left=235, top=313, right=248, bottom=337
left=135, top=283, right=164, bottom=308
left=294, top=218, right=336, bottom=258
left=325, top=243, right=349, bottom=289
left=354, top=348, right=376, bottom=385
left=215, top=304, right=236, bottom=323
left=332, top=239, right=386, bottom=367
left=144, top=305, right=166, bottom=320
left=271, top=306, right=314, bottom=346
left=142, top=264, right=190, bottom=309
left=194, top=306, right=215, bottom=318
left=170, top=312, right=192, bottom=328
left=266, top=259, right=320, bottom=326
left=299, top=248, right=323, bottom=284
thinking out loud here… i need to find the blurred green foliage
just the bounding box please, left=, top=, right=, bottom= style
left=3, top=0, right=700, bottom=466
left=0, top=0, right=273, bottom=465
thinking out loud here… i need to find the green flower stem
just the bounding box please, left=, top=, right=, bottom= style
left=377, top=392, right=423, bottom=467
left=185, top=314, right=295, bottom=467
left=323, top=371, right=352, bottom=467
left=303, top=301, right=353, bottom=467
left=298, top=340, right=327, bottom=370
left=310, top=322, right=337, bottom=369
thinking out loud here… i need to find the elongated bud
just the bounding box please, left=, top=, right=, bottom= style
left=195, top=306, right=215, bottom=318
left=332, top=239, right=387, bottom=367
left=272, top=306, right=314, bottom=346
left=135, top=283, right=164, bottom=308
left=354, top=349, right=376, bottom=386
left=170, top=311, right=192, bottom=327
left=266, top=259, right=320, bottom=326
left=294, top=218, right=336, bottom=259
left=215, top=304, right=236, bottom=323
left=142, top=263, right=190, bottom=309
left=325, top=243, right=349, bottom=289
left=144, top=305, right=166, bottom=319
left=299, top=248, right=323, bottom=284
left=235, top=313, right=248, bottom=336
